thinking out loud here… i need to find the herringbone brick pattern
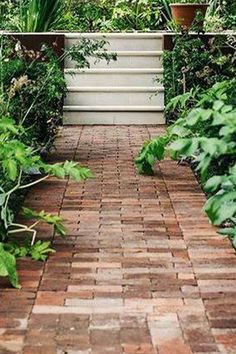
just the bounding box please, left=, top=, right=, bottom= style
left=0, top=126, right=236, bottom=354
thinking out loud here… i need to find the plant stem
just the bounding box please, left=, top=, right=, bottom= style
left=18, top=175, right=49, bottom=190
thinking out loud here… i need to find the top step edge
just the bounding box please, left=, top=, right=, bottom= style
left=64, top=50, right=163, bottom=56
left=63, top=105, right=164, bottom=112
left=67, top=86, right=164, bottom=92
left=65, top=68, right=164, bottom=74
left=109, top=50, right=163, bottom=55
left=65, top=33, right=164, bottom=39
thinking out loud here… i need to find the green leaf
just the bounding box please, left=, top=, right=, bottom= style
left=213, top=100, right=224, bottom=111
left=169, top=125, right=191, bottom=138
left=204, top=175, right=226, bottom=193
left=219, top=227, right=236, bottom=238
left=169, top=138, right=199, bottom=157
left=200, top=140, right=217, bottom=156
left=22, top=207, right=66, bottom=237
left=0, top=243, right=20, bottom=289
left=2, top=159, right=18, bottom=181
left=201, top=109, right=212, bottom=121
left=169, top=139, right=190, bottom=152
left=196, top=154, right=211, bottom=179
left=186, top=109, right=202, bottom=126
left=204, top=191, right=236, bottom=225
left=221, top=105, right=233, bottom=114
left=43, top=161, right=93, bottom=182
left=30, top=241, right=55, bottom=261
left=0, top=118, right=19, bottom=134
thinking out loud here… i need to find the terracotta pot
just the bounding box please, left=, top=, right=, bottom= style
left=170, top=3, right=209, bottom=30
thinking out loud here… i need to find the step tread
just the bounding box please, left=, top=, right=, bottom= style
left=67, top=86, right=164, bottom=92
left=101, top=50, right=163, bottom=56
left=63, top=105, right=164, bottom=112
left=65, top=50, right=163, bottom=56
left=65, top=33, right=164, bottom=39
left=65, top=68, right=164, bottom=74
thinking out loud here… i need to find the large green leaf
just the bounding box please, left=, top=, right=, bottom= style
left=204, top=175, right=227, bottom=193
left=169, top=138, right=199, bottom=157
left=204, top=191, right=236, bottom=225
left=0, top=243, right=20, bottom=289
left=2, top=159, right=18, bottom=181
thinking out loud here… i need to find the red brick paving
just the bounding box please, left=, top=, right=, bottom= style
left=0, top=125, right=236, bottom=354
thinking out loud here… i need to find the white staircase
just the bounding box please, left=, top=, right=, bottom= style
left=63, top=33, right=165, bottom=125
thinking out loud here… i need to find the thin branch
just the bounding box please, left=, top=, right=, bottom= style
left=18, top=175, right=49, bottom=190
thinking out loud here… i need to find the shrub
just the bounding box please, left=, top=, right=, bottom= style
left=60, top=0, right=115, bottom=32
left=135, top=79, right=236, bottom=247
left=0, top=37, right=66, bottom=146
left=59, top=0, right=170, bottom=32
left=163, top=34, right=236, bottom=123
left=0, top=0, right=18, bottom=30
left=0, top=35, right=116, bottom=288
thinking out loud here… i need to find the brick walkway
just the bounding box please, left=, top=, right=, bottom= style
left=1, top=125, right=236, bottom=354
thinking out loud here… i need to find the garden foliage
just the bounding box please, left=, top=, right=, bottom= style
left=0, top=37, right=66, bottom=146
left=17, top=0, right=65, bottom=32
left=57, top=0, right=236, bottom=32
left=163, top=34, right=236, bottom=123
left=0, top=0, right=234, bottom=32
left=135, top=12, right=236, bottom=251
left=136, top=79, right=236, bottom=247
left=55, top=0, right=170, bottom=32
left=0, top=0, right=235, bottom=32
left=0, top=36, right=115, bottom=288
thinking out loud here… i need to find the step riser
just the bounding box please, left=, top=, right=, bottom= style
left=66, top=54, right=163, bottom=69
left=66, top=37, right=163, bottom=52
left=64, top=111, right=165, bottom=125
left=65, top=73, right=162, bottom=87
left=65, top=91, right=164, bottom=107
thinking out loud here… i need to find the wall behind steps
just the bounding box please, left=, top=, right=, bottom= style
left=2, top=33, right=65, bottom=68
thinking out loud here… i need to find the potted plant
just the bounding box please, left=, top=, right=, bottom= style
left=170, top=0, right=209, bottom=30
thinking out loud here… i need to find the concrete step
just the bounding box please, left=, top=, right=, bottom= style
left=65, top=68, right=163, bottom=87
left=64, top=105, right=164, bottom=112
left=66, top=50, right=163, bottom=69
left=65, top=86, right=164, bottom=106
left=63, top=110, right=165, bottom=125
left=63, top=32, right=165, bottom=125
left=65, top=33, right=163, bottom=52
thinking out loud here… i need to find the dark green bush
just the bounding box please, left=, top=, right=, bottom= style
left=163, top=34, right=236, bottom=123
left=0, top=39, right=66, bottom=146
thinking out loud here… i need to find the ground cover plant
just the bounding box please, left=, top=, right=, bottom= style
left=0, top=35, right=116, bottom=288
